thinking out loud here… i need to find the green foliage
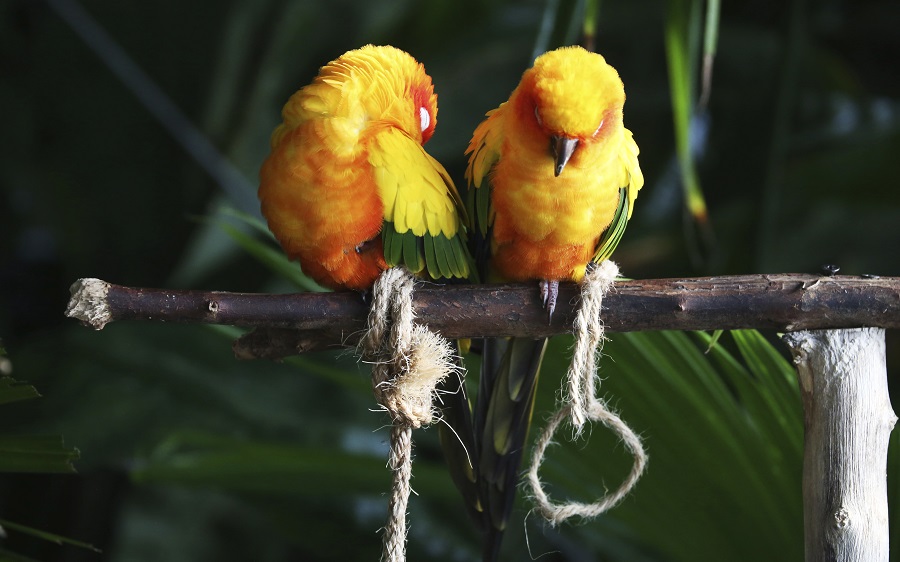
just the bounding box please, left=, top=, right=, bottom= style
left=0, top=377, right=40, bottom=406
left=0, top=434, right=79, bottom=474
left=212, top=207, right=327, bottom=292
left=2, top=0, right=898, bottom=560
left=0, top=361, right=89, bottom=554
left=664, top=0, right=707, bottom=221
left=510, top=329, right=803, bottom=561
left=0, top=519, right=100, bottom=554
left=0, top=376, right=79, bottom=473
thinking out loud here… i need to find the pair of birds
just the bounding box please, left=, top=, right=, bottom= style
left=258, top=44, right=644, bottom=561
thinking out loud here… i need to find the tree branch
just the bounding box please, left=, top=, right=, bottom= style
left=65, top=274, right=900, bottom=359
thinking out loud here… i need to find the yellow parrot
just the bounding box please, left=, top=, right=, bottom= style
left=441, top=45, right=644, bottom=561
left=258, top=45, right=469, bottom=292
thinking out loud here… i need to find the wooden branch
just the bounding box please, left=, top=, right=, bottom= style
left=66, top=274, right=900, bottom=359
left=783, top=328, right=897, bottom=562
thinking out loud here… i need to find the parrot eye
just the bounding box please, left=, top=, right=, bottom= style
left=534, top=106, right=543, bottom=126
left=419, top=107, right=431, bottom=132
left=593, top=119, right=605, bottom=137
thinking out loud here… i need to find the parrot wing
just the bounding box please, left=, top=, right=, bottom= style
left=592, top=127, right=644, bottom=264
left=370, top=126, right=470, bottom=280
left=592, top=186, right=629, bottom=263
left=465, top=107, right=505, bottom=238
left=464, top=106, right=506, bottom=281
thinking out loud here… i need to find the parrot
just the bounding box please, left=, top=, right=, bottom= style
left=440, top=45, right=644, bottom=561
left=258, top=44, right=470, bottom=292
left=260, top=44, right=483, bottom=559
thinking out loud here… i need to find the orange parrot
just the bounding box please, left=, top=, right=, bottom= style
left=258, top=45, right=469, bottom=292
left=441, top=46, right=644, bottom=561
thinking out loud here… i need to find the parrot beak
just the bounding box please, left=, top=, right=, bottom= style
left=552, top=136, right=578, bottom=177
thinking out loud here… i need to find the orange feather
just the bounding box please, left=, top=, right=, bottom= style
left=259, top=45, right=467, bottom=290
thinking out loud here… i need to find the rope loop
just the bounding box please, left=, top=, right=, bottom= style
left=527, top=260, right=648, bottom=526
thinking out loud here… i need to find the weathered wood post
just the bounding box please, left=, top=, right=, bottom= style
left=783, top=328, right=897, bottom=562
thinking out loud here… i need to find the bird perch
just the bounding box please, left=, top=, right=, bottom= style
left=66, top=273, right=900, bottom=360
left=65, top=272, right=900, bottom=562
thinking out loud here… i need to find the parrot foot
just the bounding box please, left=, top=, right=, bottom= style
left=539, top=279, right=560, bottom=321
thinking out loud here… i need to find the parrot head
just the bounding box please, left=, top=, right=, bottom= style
left=333, top=45, right=439, bottom=146
left=514, top=46, right=626, bottom=176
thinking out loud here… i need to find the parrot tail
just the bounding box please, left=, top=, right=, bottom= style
left=439, top=335, right=547, bottom=562
left=477, top=336, right=547, bottom=562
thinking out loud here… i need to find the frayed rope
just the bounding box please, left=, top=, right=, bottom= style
left=358, top=267, right=460, bottom=562
left=526, top=260, right=647, bottom=526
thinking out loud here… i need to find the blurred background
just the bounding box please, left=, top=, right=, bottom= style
left=1, top=0, right=899, bottom=560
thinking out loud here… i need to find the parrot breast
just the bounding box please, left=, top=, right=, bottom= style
left=489, top=118, right=625, bottom=283
left=259, top=119, right=387, bottom=291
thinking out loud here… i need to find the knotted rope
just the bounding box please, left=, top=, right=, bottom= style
left=359, top=267, right=459, bottom=562
left=526, top=260, right=647, bottom=525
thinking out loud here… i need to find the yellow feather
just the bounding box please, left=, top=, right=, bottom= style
left=369, top=127, right=463, bottom=239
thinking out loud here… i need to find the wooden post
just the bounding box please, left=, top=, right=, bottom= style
left=783, top=328, right=897, bottom=562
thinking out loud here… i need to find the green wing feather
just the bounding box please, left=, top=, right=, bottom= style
left=430, top=233, right=452, bottom=278
left=401, top=229, right=423, bottom=273
left=423, top=233, right=439, bottom=279
left=450, top=235, right=470, bottom=278
left=382, top=221, right=469, bottom=279
left=592, top=186, right=630, bottom=264
left=465, top=159, right=494, bottom=239
left=381, top=224, right=394, bottom=261
left=442, top=233, right=463, bottom=277
left=384, top=222, right=403, bottom=266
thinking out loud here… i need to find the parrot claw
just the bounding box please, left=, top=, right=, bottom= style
left=539, top=279, right=560, bottom=321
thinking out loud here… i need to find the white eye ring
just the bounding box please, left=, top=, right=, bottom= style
left=419, top=107, right=431, bottom=132
left=534, top=107, right=542, bottom=126
left=593, top=119, right=605, bottom=137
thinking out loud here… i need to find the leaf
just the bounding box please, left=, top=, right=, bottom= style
left=704, top=328, right=724, bottom=353
left=207, top=324, right=371, bottom=394
left=0, top=377, right=40, bottom=406
left=217, top=222, right=325, bottom=292
left=0, top=435, right=80, bottom=473
left=665, top=0, right=709, bottom=224
left=218, top=206, right=276, bottom=241
left=699, top=0, right=721, bottom=108
left=531, top=329, right=803, bottom=561
left=0, top=519, right=100, bottom=552
left=132, top=431, right=454, bottom=501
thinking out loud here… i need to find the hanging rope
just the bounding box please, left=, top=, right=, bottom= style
left=526, top=260, right=648, bottom=525
left=359, top=267, right=460, bottom=562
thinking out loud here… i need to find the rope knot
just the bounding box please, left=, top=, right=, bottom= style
left=358, top=267, right=460, bottom=562
left=360, top=267, right=457, bottom=428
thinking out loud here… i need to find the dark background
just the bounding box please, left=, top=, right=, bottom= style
left=2, top=0, right=899, bottom=560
